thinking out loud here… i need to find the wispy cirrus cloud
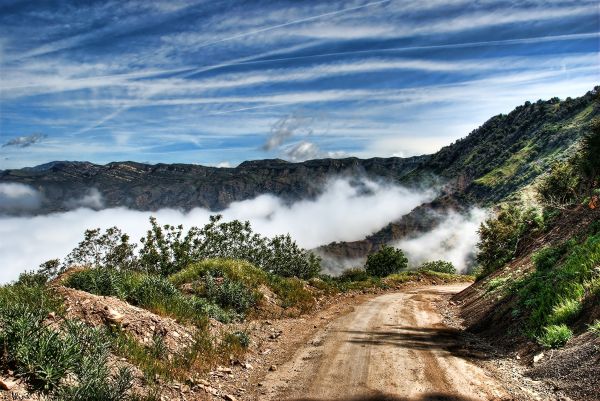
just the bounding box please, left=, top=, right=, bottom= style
left=0, top=0, right=597, bottom=169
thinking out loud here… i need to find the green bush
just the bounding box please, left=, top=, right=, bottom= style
left=532, top=242, right=572, bottom=272
left=139, top=215, right=321, bottom=279
left=537, top=161, right=580, bottom=206
left=588, top=320, right=600, bottom=336
left=170, top=259, right=268, bottom=288
left=517, top=233, right=600, bottom=336
left=537, top=324, right=573, bottom=348
left=0, top=283, right=133, bottom=399
left=203, top=275, right=260, bottom=313
left=268, top=276, right=315, bottom=312
left=547, top=298, right=582, bottom=325
left=170, top=259, right=265, bottom=314
left=477, top=205, right=543, bottom=277
left=64, top=227, right=138, bottom=271
left=418, top=260, right=457, bottom=274
left=223, top=331, right=250, bottom=349
left=64, top=269, right=226, bottom=325
left=364, top=245, right=408, bottom=277
left=338, top=268, right=371, bottom=282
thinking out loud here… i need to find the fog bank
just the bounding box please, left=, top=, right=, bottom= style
left=0, top=178, right=435, bottom=283
left=394, top=208, right=488, bottom=273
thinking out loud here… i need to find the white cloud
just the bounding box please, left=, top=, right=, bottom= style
left=64, top=188, right=105, bottom=210
left=0, top=177, right=435, bottom=283
left=395, top=208, right=488, bottom=273
left=0, top=183, right=42, bottom=213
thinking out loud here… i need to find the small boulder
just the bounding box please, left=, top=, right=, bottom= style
left=104, top=308, right=124, bottom=324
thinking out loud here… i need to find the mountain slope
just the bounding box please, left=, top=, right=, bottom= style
left=319, top=88, right=598, bottom=261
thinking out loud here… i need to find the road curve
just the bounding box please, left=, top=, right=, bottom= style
left=262, top=284, right=511, bottom=401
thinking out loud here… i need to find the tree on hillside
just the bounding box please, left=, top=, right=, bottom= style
left=364, top=245, right=408, bottom=277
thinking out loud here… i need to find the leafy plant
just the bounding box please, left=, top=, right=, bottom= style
left=588, top=320, right=600, bottom=336
left=537, top=324, right=572, bottom=348
left=476, top=205, right=542, bottom=277
left=364, top=245, right=408, bottom=277
left=0, top=281, right=134, bottom=399
left=139, top=215, right=321, bottom=278
left=418, top=260, right=457, bottom=274
left=517, top=233, right=600, bottom=335
left=547, top=298, right=582, bottom=325
left=64, top=227, right=138, bottom=271
left=338, top=268, right=371, bottom=282
left=536, top=161, right=580, bottom=206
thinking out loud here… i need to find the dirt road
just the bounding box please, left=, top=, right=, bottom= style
left=261, top=284, right=513, bottom=401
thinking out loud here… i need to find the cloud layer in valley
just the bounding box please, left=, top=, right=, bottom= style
left=394, top=208, right=488, bottom=273
left=0, top=178, right=436, bottom=283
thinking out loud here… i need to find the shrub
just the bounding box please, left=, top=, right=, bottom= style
left=64, top=267, right=139, bottom=299
left=537, top=161, right=580, bottom=206
left=532, top=242, right=572, bottom=272
left=268, top=276, right=315, bottom=312
left=202, top=275, right=260, bottom=314
left=517, top=233, right=600, bottom=335
left=476, top=205, right=542, bottom=277
left=170, top=259, right=268, bottom=288
left=338, top=268, right=371, bottom=282
left=418, top=260, right=457, bottom=274
left=64, top=269, right=218, bottom=325
left=0, top=279, right=63, bottom=317
left=170, top=259, right=264, bottom=314
left=0, top=285, right=133, bottom=399
left=588, top=320, right=600, bottom=336
left=537, top=324, right=573, bottom=348
left=364, top=245, right=408, bottom=277
left=576, top=116, right=600, bottom=186
left=139, top=215, right=321, bottom=278
left=547, top=298, right=582, bottom=325
left=222, top=331, right=250, bottom=349
left=63, top=227, right=138, bottom=271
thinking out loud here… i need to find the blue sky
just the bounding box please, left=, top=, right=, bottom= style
left=0, top=0, right=598, bottom=169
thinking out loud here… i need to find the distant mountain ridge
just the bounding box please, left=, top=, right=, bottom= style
left=1, top=88, right=598, bottom=262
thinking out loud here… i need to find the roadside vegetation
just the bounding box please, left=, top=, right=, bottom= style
left=474, top=105, right=600, bottom=348
left=1, top=211, right=470, bottom=400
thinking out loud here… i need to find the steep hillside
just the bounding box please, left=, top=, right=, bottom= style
left=451, top=109, right=600, bottom=400
left=454, top=207, right=600, bottom=400
left=320, top=88, right=598, bottom=262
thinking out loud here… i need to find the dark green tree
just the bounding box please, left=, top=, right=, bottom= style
left=364, top=245, right=408, bottom=277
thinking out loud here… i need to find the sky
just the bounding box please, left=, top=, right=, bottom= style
left=0, top=0, right=598, bottom=169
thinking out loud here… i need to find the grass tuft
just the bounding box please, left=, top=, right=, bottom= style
left=537, top=324, right=573, bottom=348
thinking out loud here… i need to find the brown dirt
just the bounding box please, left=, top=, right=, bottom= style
left=246, top=284, right=546, bottom=401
